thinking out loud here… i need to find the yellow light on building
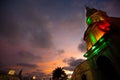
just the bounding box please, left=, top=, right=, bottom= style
left=32, top=76, right=36, bottom=80
left=8, top=70, right=15, bottom=75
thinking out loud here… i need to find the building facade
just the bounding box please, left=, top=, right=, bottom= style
left=71, top=7, right=120, bottom=80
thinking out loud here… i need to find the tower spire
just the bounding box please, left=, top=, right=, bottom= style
left=85, top=6, right=98, bottom=17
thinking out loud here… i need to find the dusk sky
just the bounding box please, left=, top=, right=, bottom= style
left=0, top=0, right=120, bottom=77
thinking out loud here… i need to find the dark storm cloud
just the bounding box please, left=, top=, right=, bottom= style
left=0, top=41, right=42, bottom=70
left=57, top=50, right=65, bottom=54
left=0, top=0, right=53, bottom=48
left=64, top=57, right=84, bottom=66
left=18, top=50, right=41, bottom=60
left=78, top=40, right=87, bottom=53
left=17, top=63, right=38, bottom=68
left=63, top=57, right=84, bottom=71
left=63, top=66, right=75, bottom=71
left=0, top=50, right=41, bottom=69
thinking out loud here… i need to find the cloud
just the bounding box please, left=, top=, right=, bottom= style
left=17, top=63, right=38, bottom=68
left=63, top=57, right=84, bottom=71
left=100, top=0, right=120, bottom=17
left=59, top=12, right=85, bottom=33
left=0, top=41, right=42, bottom=70
left=18, top=50, right=41, bottom=60
left=1, top=0, right=119, bottom=76
left=78, top=40, right=87, bottom=52
left=63, top=66, right=75, bottom=71
left=57, top=50, right=65, bottom=54
left=0, top=0, right=53, bottom=48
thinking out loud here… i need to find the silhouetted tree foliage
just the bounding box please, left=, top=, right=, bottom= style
left=52, top=67, right=68, bottom=80
left=18, top=69, right=23, bottom=80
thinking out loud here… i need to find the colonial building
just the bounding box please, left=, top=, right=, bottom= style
left=71, top=7, right=120, bottom=80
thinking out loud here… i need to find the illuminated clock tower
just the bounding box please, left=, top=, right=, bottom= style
left=83, top=7, right=120, bottom=80
left=71, top=7, right=120, bottom=80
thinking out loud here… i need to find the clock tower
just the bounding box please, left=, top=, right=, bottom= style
left=84, top=7, right=120, bottom=80
left=71, top=7, right=120, bottom=80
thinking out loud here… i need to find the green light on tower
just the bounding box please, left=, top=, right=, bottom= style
left=93, top=42, right=107, bottom=55
left=99, top=37, right=105, bottom=42
left=90, top=32, right=96, bottom=44
left=92, top=46, right=96, bottom=50
left=87, top=17, right=92, bottom=25
left=84, top=53, right=88, bottom=57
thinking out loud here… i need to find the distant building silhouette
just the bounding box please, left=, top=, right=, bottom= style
left=71, top=7, right=120, bottom=80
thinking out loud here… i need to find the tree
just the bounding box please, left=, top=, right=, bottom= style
left=18, top=69, right=23, bottom=80
left=52, top=67, right=68, bottom=80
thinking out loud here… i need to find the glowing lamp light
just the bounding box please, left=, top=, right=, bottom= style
left=8, top=70, right=15, bottom=75
left=32, top=76, right=36, bottom=80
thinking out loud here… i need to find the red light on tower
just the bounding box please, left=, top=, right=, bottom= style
left=98, top=20, right=110, bottom=32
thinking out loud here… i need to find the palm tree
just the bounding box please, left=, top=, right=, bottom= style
left=52, top=67, right=68, bottom=80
